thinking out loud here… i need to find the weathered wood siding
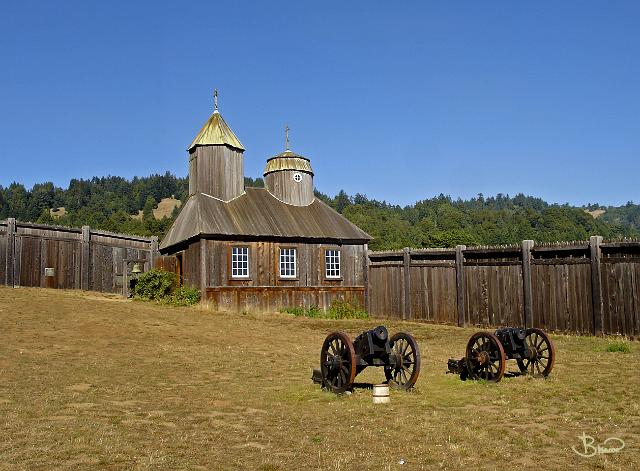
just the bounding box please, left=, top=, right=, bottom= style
left=205, top=286, right=364, bottom=313
left=530, top=246, right=594, bottom=334
left=264, top=170, right=314, bottom=206
left=196, top=240, right=366, bottom=288
left=600, top=243, right=640, bottom=337
left=179, top=240, right=201, bottom=289
left=189, top=146, right=244, bottom=201
left=0, top=219, right=158, bottom=294
left=154, top=255, right=179, bottom=274
left=0, top=223, right=7, bottom=286
left=368, top=257, right=404, bottom=320
left=368, top=239, right=640, bottom=337
left=171, top=239, right=366, bottom=312
left=464, top=248, right=524, bottom=328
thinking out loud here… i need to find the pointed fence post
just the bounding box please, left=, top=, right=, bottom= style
left=455, top=245, right=467, bottom=327
left=363, top=244, right=370, bottom=313
left=150, top=236, right=159, bottom=269
left=81, top=226, right=91, bottom=290
left=590, top=235, right=604, bottom=336
left=522, top=240, right=534, bottom=329
left=6, top=218, right=16, bottom=287
left=402, top=248, right=411, bottom=320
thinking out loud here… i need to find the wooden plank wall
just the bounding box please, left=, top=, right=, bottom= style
left=530, top=244, right=594, bottom=334
left=0, top=219, right=158, bottom=294
left=409, top=250, right=457, bottom=324
left=368, top=239, right=640, bottom=337
left=464, top=247, right=524, bottom=328
left=0, top=223, right=7, bottom=286
left=601, top=243, right=640, bottom=337
left=368, top=257, right=404, bottom=320
left=205, top=286, right=364, bottom=313
left=199, top=240, right=366, bottom=289
left=154, top=255, right=179, bottom=274
left=186, top=239, right=368, bottom=312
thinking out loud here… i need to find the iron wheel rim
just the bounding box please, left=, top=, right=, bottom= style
left=320, top=331, right=356, bottom=393
left=384, top=332, right=421, bottom=389
left=519, top=328, right=555, bottom=377
left=465, top=331, right=506, bottom=382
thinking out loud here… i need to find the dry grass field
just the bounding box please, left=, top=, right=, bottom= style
left=0, top=287, right=638, bottom=470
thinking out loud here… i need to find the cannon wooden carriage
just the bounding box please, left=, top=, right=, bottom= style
left=312, top=326, right=421, bottom=393
left=447, top=327, right=555, bottom=382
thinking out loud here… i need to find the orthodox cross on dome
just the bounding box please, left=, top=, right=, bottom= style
left=213, top=89, right=219, bottom=112
left=285, top=125, right=290, bottom=151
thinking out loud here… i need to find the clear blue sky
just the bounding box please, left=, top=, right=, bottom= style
left=1, top=1, right=638, bottom=206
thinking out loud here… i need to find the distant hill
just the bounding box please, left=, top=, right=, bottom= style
left=584, top=209, right=606, bottom=219
left=586, top=202, right=640, bottom=233
left=130, top=197, right=182, bottom=221
left=1, top=173, right=638, bottom=250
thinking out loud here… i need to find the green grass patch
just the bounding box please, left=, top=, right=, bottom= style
left=280, top=299, right=369, bottom=319
left=605, top=339, right=632, bottom=353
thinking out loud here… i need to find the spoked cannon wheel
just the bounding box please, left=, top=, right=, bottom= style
left=465, top=332, right=506, bottom=382
left=320, top=331, right=357, bottom=393
left=517, top=328, right=555, bottom=377
left=384, top=332, right=421, bottom=389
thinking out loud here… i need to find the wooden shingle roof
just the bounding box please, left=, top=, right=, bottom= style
left=160, top=188, right=371, bottom=251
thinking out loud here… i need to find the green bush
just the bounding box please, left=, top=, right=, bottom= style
left=133, top=269, right=179, bottom=300
left=280, top=300, right=368, bottom=319
left=327, top=299, right=369, bottom=319
left=606, top=340, right=631, bottom=353
left=133, top=269, right=200, bottom=306
left=167, top=286, right=201, bottom=306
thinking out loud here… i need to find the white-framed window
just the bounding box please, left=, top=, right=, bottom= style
left=325, top=249, right=341, bottom=279
left=279, top=248, right=297, bottom=278
left=293, top=172, right=302, bottom=182
left=231, top=246, right=249, bottom=278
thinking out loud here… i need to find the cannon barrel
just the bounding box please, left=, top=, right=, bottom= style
left=373, top=325, right=388, bottom=342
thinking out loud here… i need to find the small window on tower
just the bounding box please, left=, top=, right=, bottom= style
left=293, top=172, right=302, bottom=182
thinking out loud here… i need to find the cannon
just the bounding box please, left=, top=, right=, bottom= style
left=312, top=326, right=421, bottom=393
left=447, top=327, right=555, bottom=382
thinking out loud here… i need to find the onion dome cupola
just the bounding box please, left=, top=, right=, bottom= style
left=187, top=90, right=245, bottom=201
left=264, top=126, right=314, bottom=206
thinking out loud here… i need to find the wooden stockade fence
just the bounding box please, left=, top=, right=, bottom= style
left=367, top=238, right=640, bottom=338
left=0, top=218, right=159, bottom=294
left=2, top=218, right=639, bottom=338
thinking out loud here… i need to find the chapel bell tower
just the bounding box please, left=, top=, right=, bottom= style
left=187, top=90, right=245, bottom=201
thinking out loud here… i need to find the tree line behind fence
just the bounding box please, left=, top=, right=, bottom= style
left=2, top=219, right=639, bottom=338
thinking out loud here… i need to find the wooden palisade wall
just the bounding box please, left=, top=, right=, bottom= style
left=0, top=219, right=159, bottom=293
left=368, top=237, right=640, bottom=338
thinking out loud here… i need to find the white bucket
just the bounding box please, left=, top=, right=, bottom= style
left=372, top=384, right=390, bottom=404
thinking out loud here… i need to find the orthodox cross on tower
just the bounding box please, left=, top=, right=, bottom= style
left=213, top=89, right=219, bottom=112
left=285, top=125, right=290, bottom=151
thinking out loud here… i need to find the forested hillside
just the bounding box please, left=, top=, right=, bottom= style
left=1, top=173, right=638, bottom=250
left=586, top=202, right=640, bottom=233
